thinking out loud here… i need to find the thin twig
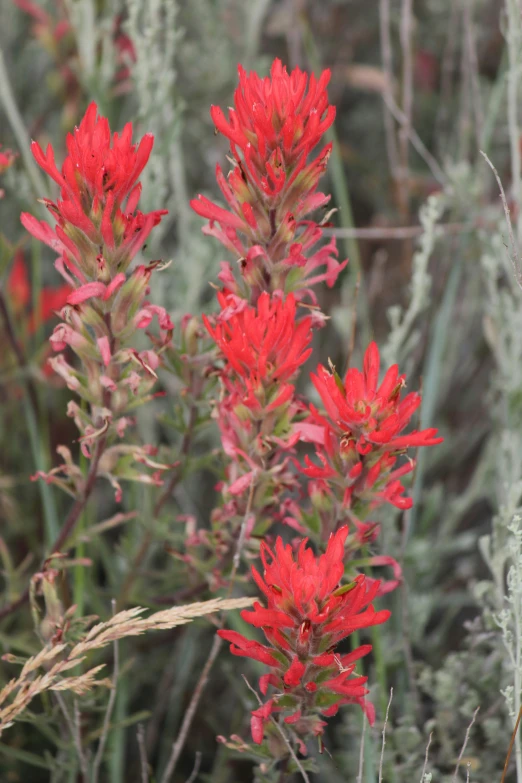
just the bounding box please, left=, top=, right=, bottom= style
left=451, top=706, right=479, bottom=782
left=53, top=436, right=108, bottom=554
left=381, top=92, right=447, bottom=185
left=55, top=691, right=88, bottom=781
left=242, top=675, right=311, bottom=783
left=145, top=653, right=179, bottom=754
left=419, top=731, right=433, bottom=783
left=480, top=149, right=522, bottom=289
left=435, top=0, right=460, bottom=155
left=462, top=0, right=483, bottom=144
left=356, top=706, right=367, bottom=783
left=399, top=0, right=414, bottom=214
left=378, top=687, right=393, bottom=783
left=346, top=273, right=361, bottom=370
left=505, top=0, right=522, bottom=245
left=458, top=8, right=472, bottom=162
left=501, top=705, right=522, bottom=783
left=160, top=633, right=222, bottom=783
left=92, top=600, right=119, bottom=783
left=185, top=751, right=202, bottom=783
left=230, top=478, right=256, bottom=582
left=378, top=0, right=399, bottom=179
left=323, top=222, right=472, bottom=240
left=137, top=724, right=149, bottom=783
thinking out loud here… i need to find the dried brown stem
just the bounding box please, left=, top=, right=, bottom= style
left=451, top=706, right=479, bottom=782
left=378, top=688, right=393, bottom=783
left=462, top=0, right=483, bottom=145
left=480, top=150, right=522, bottom=289
left=160, top=633, right=223, bottom=783
left=501, top=705, right=522, bottom=783
left=420, top=731, right=433, bottom=783
left=323, top=222, right=470, bottom=240
left=52, top=436, right=107, bottom=555
left=399, top=0, right=414, bottom=216
left=378, top=0, right=399, bottom=180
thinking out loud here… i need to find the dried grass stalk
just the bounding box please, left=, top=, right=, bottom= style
left=0, top=596, right=252, bottom=735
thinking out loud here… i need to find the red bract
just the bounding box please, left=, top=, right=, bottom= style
left=210, top=58, right=336, bottom=172
left=300, top=342, right=443, bottom=512
left=190, top=59, right=347, bottom=303
left=218, top=526, right=390, bottom=745
left=202, top=291, right=310, bottom=547
left=21, top=102, right=167, bottom=279
left=22, top=105, right=172, bottom=501
left=204, top=291, right=312, bottom=392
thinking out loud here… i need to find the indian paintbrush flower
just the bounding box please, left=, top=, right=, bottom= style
left=191, top=59, right=347, bottom=304
left=23, top=103, right=172, bottom=500
left=218, top=526, right=390, bottom=746
left=299, top=341, right=443, bottom=513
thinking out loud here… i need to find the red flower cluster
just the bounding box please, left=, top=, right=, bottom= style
left=300, top=342, right=443, bottom=512
left=22, top=102, right=166, bottom=281
left=23, top=104, right=172, bottom=499
left=191, top=59, right=347, bottom=303
left=219, top=526, right=390, bottom=745
left=191, top=61, right=442, bottom=759
left=204, top=291, right=312, bottom=414
left=204, top=291, right=311, bottom=532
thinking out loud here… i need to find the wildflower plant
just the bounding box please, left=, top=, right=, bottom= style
left=0, top=17, right=454, bottom=781
left=186, top=59, right=442, bottom=774
left=23, top=102, right=174, bottom=503
left=219, top=526, right=390, bottom=750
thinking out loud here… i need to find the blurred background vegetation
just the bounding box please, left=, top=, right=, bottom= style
left=1, top=0, right=522, bottom=780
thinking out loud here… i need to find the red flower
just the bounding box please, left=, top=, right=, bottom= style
left=311, top=341, right=441, bottom=453
left=204, top=291, right=313, bottom=389
left=300, top=342, right=443, bottom=512
left=190, top=59, right=347, bottom=303
left=210, top=58, right=335, bottom=177
left=218, top=526, right=389, bottom=744
left=21, top=103, right=167, bottom=280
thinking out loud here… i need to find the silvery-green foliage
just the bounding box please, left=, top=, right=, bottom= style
left=125, top=0, right=183, bottom=232
left=478, top=210, right=522, bottom=779
left=382, top=192, right=446, bottom=369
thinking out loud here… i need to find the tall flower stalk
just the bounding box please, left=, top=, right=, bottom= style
left=23, top=102, right=173, bottom=507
